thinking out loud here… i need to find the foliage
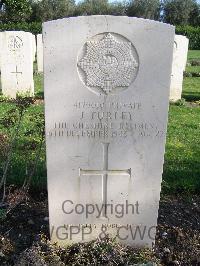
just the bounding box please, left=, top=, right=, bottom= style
left=34, top=73, right=44, bottom=98
left=171, top=98, right=186, bottom=106
left=176, top=26, right=200, bottom=49
left=184, top=61, right=200, bottom=77
left=31, top=0, right=76, bottom=22
left=108, top=1, right=127, bottom=16
left=126, top=0, right=161, bottom=20
left=162, top=0, right=200, bottom=26
left=0, top=98, right=46, bottom=191
left=190, top=59, right=200, bottom=66
left=75, top=0, right=111, bottom=16
left=0, top=0, right=32, bottom=22
left=0, top=0, right=200, bottom=30
left=0, top=22, right=42, bottom=35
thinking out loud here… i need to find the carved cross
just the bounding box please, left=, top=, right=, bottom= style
left=11, top=66, right=22, bottom=85
left=79, top=143, right=131, bottom=217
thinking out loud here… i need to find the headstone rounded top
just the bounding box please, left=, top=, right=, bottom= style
left=77, top=32, right=139, bottom=95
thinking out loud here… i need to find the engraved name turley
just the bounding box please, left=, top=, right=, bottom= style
left=77, top=33, right=139, bottom=95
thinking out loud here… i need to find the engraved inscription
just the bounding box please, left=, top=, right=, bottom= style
left=8, top=36, right=23, bottom=51
left=77, top=33, right=139, bottom=95
left=47, top=101, right=165, bottom=140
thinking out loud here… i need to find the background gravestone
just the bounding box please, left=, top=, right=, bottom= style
left=183, top=37, right=189, bottom=71
left=1, top=31, right=34, bottom=98
left=44, top=16, right=175, bottom=247
left=37, top=34, right=43, bottom=73
left=170, top=35, right=189, bottom=101
left=0, top=32, right=3, bottom=71
left=32, top=34, right=36, bottom=62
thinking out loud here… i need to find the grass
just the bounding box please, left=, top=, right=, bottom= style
left=0, top=51, right=199, bottom=194
left=187, top=50, right=200, bottom=61
left=183, top=77, right=200, bottom=101
left=186, top=65, right=200, bottom=73
left=163, top=105, right=200, bottom=193
left=34, top=73, right=44, bottom=98
left=183, top=50, right=200, bottom=101
left=0, top=101, right=46, bottom=190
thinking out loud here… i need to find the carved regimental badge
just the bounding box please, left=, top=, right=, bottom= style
left=77, top=33, right=139, bottom=95
left=8, top=36, right=23, bottom=52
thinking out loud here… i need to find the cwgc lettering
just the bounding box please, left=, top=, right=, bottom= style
left=44, top=16, right=175, bottom=247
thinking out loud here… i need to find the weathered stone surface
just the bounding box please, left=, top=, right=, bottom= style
left=44, top=16, right=174, bottom=247
left=37, top=34, right=43, bottom=73
left=32, top=34, right=36, bottom=62
left=0, top=32, right=3, bottom=71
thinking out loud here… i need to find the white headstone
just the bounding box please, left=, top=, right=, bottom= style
left=32, top=34, right=36, bottom=62
left=37, top=34, right=43, bottom=73
left=0, top=32, right=3, bottom=71
left=1, top=31, right=34, bottom=98
left=44, top=16, right=174, bottom=247
left=170, top=35, right=189, bottom=101
left=183, top=37, right=189, bottom=71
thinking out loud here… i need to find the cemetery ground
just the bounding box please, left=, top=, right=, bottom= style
left=0, top=51, right=199, bottom=265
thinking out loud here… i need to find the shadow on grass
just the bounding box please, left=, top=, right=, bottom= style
left=0, top=159, right=47, bottom=190
left=162, top=159, right=200, bottom=194
left=182, top=91, right=200, bottom=101
left=35, top=91, right=44, bottom=99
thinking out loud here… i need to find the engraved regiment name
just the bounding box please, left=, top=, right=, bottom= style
left=47, top=101, right=165, bottom=140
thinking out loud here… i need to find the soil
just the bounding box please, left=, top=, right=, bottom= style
left=0, top=192, right=199, bottom=265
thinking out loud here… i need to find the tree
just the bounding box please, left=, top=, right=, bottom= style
left=30, top=0, right=75, bottom=22
left=188, top=2, right=200, bottom=26
left=0, top=0, right=32, bottom=22
left=75, top=0, right=110, bottom=16
left=109, top=1, right=127, bottom=16
left=126, top=0, right=161, bottom=20
left=162, top=0, right=200, bottom=26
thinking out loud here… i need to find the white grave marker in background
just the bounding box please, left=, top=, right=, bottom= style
left=1, top=31, right=34, bottom=98
left=44, top=16, right=174, bottom=247
left=170, top=35, right=189, bottom=101
left=37, top=34, right=43, bottom=72
left=32, top=34, right=36, bottom=62
left=0, top=32, right=3, bottom=71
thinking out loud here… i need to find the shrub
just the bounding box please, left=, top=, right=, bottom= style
left=176, top=25, right=200, bottom=50
left=190, top=59, right=200, bottom=66
left=184, top=71, right=200, bottom=77
left=0, top=22, right=42, bottom=35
